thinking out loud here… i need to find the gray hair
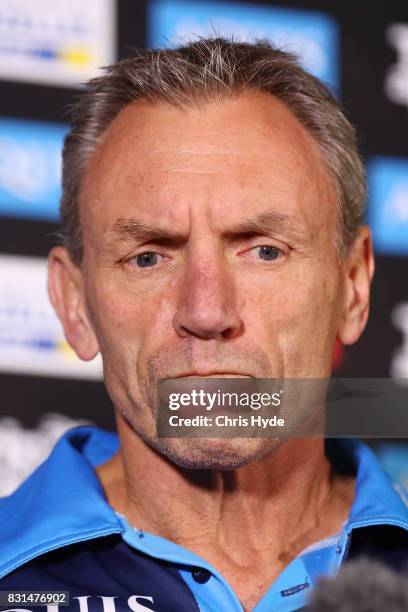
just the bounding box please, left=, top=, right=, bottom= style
left=60, top=37, right=366, bottom=265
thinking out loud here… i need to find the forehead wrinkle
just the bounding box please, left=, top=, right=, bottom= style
left=125, top=160, right=308, bottom=184
left=117, top=146, right=313, bottom=185
left=154, top=167, right=237, bottom=176
left=147, top=147, right=244, bottom=156
left=102, top=207, right=313, bottom=250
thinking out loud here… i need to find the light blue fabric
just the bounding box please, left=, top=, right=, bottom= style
left=118, top=510, right=341, bottom=611
left=0, top=426, right=407, bottom=612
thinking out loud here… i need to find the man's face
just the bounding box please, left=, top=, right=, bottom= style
left=50, top=92, right=369, bottom=468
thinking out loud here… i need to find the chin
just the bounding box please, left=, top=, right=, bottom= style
left=149, top=437, right=282, bottom=470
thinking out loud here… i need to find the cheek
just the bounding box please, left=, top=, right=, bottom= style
left=281, top=274, right=340, bottom=372
left=240, top=266, right=339, bottom=365
left=87, top=273, right=174, bottom=359
left=242, top=268, right=336, bottom=324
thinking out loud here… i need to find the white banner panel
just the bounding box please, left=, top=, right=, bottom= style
left=0, top=0, right=116, bottom=87
left=0, top=254, right=103, bottom=379
left=0, top=413, right=89, bottom=495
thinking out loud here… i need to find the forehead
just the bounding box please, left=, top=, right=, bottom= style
left=79, top=91, right=337, bottom=239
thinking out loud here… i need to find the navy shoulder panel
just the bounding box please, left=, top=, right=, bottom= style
left=0, top=536, right=200, bottom=612
left=346, top=525, right=408, bottom=572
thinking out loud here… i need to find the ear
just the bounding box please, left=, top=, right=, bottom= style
left=47, top=246, right=100, bottom=360
left=337, top=225, right=375, bottom=346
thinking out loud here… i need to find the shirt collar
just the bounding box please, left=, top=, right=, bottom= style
left=0, top=425, right=407, bottom=579
left=332, top=437, right=408, bottom=532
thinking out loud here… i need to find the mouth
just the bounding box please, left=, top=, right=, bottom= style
left=172, top=372, right=253, bottom=379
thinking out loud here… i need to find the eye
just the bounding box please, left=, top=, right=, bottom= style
left=252, top=245, right=282, bottom=261
left=133, top=251, right=161, bottom=268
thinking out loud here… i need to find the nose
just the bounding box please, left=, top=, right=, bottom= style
left=172, top=256, right=243, bottom=340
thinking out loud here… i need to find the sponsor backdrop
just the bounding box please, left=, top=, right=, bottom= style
left=0, top=0, right=407, bottom=494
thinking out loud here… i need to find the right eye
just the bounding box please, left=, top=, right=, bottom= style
left=131, top=251, right=161, bottom=268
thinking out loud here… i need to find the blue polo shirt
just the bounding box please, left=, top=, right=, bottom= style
left=0, top=426, right=407, bottom=612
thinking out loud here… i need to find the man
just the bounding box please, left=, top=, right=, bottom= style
left=0, top=38, right=407, bottom=612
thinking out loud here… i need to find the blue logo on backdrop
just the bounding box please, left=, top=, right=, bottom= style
left=148, top=0, right=339, bottom=90
left=0, top=118, right=68, bottom=221
left=368, top=157, right=408, bottom=256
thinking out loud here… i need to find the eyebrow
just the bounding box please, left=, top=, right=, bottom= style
left=108, top=218, right=186, bottom=244
left=227, top=211, right=306, bottom=241
left=106, top=210, right=309, bottom=248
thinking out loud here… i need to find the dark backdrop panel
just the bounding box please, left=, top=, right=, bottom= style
left=0, top=0, right=406, bottom=442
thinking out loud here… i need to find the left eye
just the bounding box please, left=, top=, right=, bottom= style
left=134, top=251, right=160, bottom=267
left=252, top=245, right=281, bottom=261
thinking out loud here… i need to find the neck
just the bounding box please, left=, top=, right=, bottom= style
left=96, top=414, right=355, bottom=569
